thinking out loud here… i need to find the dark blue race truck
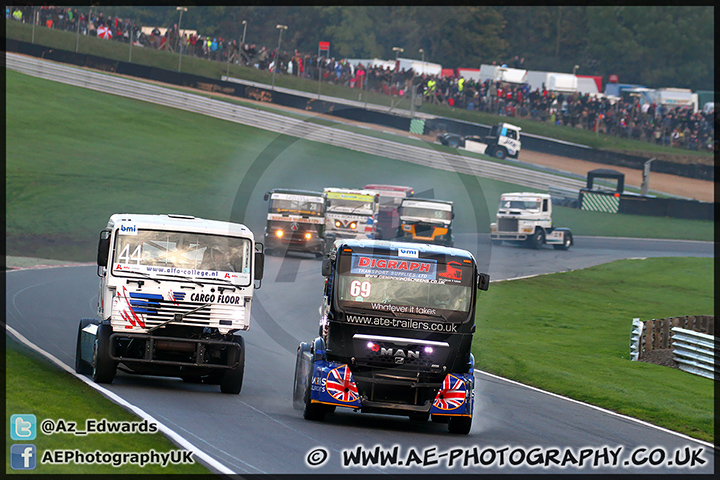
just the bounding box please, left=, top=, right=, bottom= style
left=293, top=239, right=489, bottom=434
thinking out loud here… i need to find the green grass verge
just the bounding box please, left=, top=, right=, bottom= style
left=5, top=70, right=713, bottom=265
left=5, top=337, right=211, bottom=474
left=6, top=20, right=714, bottom=160
left=473, top=256, right=714, bottom=442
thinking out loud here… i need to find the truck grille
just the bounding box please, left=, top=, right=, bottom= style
left=112, top=293, right=245, bottom=331
left=498, top=218, right=518, bottom=232
left=414, top=223, right=434, bottom=237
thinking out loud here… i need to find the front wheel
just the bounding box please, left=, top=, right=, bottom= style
left=528, top=229, right=545, bottom=250
left=493, top=147, right=507, bottom=160
left=220, top=336, right=245, bottom=394
left=448, top=415, right=472, bottom=434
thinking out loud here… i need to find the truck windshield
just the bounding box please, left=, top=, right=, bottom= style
left=112, top=230, right=253, bottom=286
left=501, top=200, right=541, bottom=210
left=400, top=201, right=452, bottom=221
left=269, top=194, right=324, bottom=216
left=336, top=253, right=473, bottom=320
left=326, top=194, right=375, bottom=214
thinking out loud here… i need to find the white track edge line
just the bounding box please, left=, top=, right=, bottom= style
left=474, top=368, right=714, bottom=449
left=5, top=324, right=237, bottom=475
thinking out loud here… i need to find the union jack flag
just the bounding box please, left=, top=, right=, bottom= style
left=325, top=365, right=359, bottom=403
left=433, top=374, right=466, bottom=410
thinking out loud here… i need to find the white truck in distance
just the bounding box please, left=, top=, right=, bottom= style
left=438, top=122, right=522, bottom=160
left=323, top=188, right=381, bottom=245
left=490, top=193, right=573, bottom=250
left=75, top=213, right=265, bottom=394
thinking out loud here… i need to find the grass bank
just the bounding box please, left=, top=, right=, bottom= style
left=473, top=256, right=714, bottom=442
left=5, top=337, right=211, bottom=474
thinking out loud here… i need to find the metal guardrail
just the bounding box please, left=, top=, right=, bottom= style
left=630, top=318, right=644, bottom=361
left=7, top=52, right=587, bottom=194
left=672, top=327, right=715, bottom=380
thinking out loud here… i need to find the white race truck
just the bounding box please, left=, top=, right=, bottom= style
left=323, top=188, right=381, bottom=250
left=438, top=122, right=522, bottom=160
left=490, top=193, right=573, bottom=250
left=75, top=214, right=264, bottom=394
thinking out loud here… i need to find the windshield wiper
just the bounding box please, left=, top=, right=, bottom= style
left=121, top=270, right=161, bottom=284
left=147, top=302, right=211, bottom=333
left=152, top=273, right=206, bottom=287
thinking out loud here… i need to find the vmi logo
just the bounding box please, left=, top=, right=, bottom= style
left=398, top=247, right=419, bottom=258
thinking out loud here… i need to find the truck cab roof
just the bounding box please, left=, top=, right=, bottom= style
left=332, top=239, right=474, bottom=263
left=500, top=192, right=550, bottom=201
left=266, top=188, right=325, bottom=197
left=106, top=213, right=253, bottom=238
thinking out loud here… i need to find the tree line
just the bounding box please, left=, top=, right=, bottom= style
left=95, top=6, right=714, bottom=91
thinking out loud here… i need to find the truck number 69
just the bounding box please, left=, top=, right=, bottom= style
left=350, top=280, right=372, bottom=298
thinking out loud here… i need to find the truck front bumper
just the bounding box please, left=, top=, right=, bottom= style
left=491, top=232, right=528, bottom=241
left=108, top=333, right=241, bottom=369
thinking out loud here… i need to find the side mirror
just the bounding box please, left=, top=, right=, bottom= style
left=477, top=272, right=490, bottom=291
left=97, top=229, right=111, bottom=267
left=321, top=259, right=332, bottom=277
left=263, top=192, right=270, bottom=201
left=254, top=245, right=265, bottom=281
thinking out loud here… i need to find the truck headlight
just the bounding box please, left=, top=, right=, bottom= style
left=335, top=220, right=342, bottom=228
left=304, top=232, right=312, bottom=240
left=275, top=229, right=284, bottom=237
left=349, top=222, right=357, bottom=229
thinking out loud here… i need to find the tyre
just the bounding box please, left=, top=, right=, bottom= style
left=431, top=415, right=449, bottom=424
left=448, top=415, right=472, bottom=434
left=493, top=147, right=507, bottom=160
left=553, top=233, right=572, bottom=250
left=528, top=229, right=545, bottom=250
left=302, top=356, right=327, bottom=421
left=293, top=343, right=311, bottom=410
left=92, top=323, right=117, bottom=384
left=220, top=336, right=245, bottom=394
left=75, top=318, right=94, bottom=375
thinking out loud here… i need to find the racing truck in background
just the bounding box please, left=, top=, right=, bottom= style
left=263, top=188, right=326, bottom=257
left=438, top=122, right=522, bottom=160
left=363, top=184, right=415, bottom=240
left=490, top=192, right=573, bottom=250
left=293, top=239, right=490, bottom=434
left=397, top=198, right=455, bottom=247
left=75, top=214, right=265, bottom=394
left=323, top=188, right=381, bottom=251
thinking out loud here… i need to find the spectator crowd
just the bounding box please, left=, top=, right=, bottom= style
left=9, top=5, right=714, bottom=153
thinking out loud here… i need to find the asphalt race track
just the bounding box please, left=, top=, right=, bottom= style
left=5, top=236, right=714, bottom=474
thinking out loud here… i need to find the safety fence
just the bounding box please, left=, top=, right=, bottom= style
left=630, top=316, right=715, bottom=380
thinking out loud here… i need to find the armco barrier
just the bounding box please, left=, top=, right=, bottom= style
left=630, top=315, right=714, bottom=357
left=671, top=327, right=715, bottom=380
left=6, top=38, right=712, bottom=182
